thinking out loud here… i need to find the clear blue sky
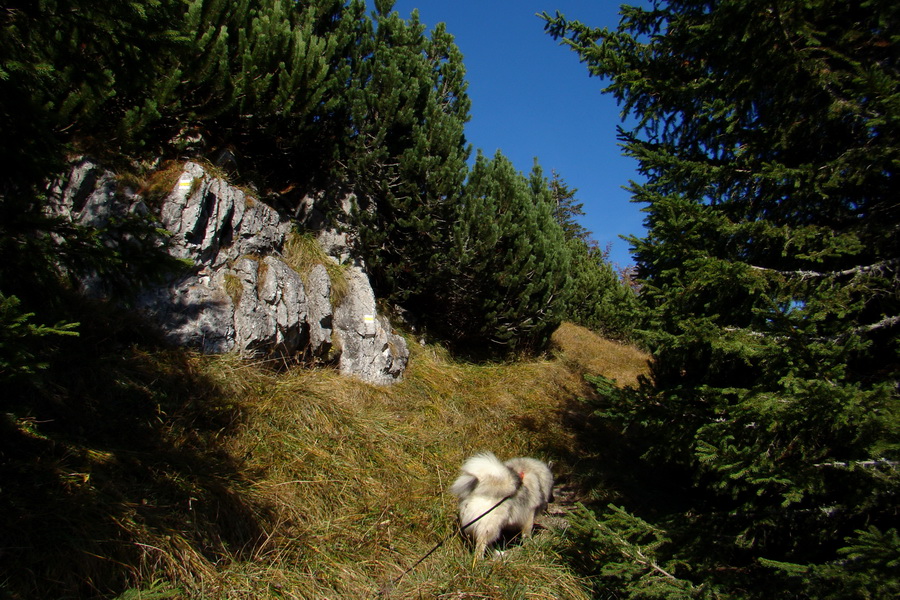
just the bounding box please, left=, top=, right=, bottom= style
left=390, top=0, right=645, bottom=268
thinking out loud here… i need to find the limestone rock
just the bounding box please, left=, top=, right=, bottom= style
left=305, top=263, right=334, bottom=357
left=48, top=157, right=145, bottom=227
left=50, top=158, right=408, bottom=384
left=138, top=269, right=236, bottom=354
left=333, top=265, right=408, bottom=385
left=231, top=255, right=308, bottom=359
left=46, top=157, right=150, bottom=297
left=159, top=162, right=290, bottom=267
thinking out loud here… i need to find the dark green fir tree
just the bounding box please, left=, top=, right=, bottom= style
left=545, top=0, right=899, bottom=597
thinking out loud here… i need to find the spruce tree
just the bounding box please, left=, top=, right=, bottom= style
left=546, top=170, right=641, bottom=339
left=548, top=170, right=591, bottom=244
left=546, top=1, right=899, bottom=597
left=565, top=239, right=641, bottom=340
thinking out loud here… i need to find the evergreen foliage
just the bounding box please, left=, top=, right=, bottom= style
left=549, top=170, right=591, bottom=245
left=566, top=238, right=641, bottom=340
left=148, top=0, right=368, bottom=188
left=546, top=170, right=643, bottom=340
left=348, top=1, right=470, bottom=306
left=441, top=151, right=573, bottom=351
left=546, top=0, right=899, bottom=597
left=0, top=0, right=186, bottom=181
left=0, top=293, right=78, bottom=382
left=566, top=503, right=710, bottom=599
left=1, top=0, right=370, bottom=185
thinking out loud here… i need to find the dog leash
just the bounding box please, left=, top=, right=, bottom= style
left=383, top=492, right=515, bottom=593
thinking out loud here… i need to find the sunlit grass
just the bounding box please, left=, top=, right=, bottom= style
left=550, top=321, right=651, bottom=388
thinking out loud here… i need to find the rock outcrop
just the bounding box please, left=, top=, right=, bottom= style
left=49, top=158, right=409, bottom=384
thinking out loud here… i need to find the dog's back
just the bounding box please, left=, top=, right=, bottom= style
left=504, top=457, right=554, bottom=509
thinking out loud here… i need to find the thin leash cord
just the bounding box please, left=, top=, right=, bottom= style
left=389, top=493, right=513, bottom=588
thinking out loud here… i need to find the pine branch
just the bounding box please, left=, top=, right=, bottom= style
left=852, top=315, right=900, bottom=334
left=749, top=258, right=900, bottom=280
left=813, top=458, right=899, bottom=469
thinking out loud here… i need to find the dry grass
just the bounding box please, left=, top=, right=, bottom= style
left=1, top=321, right=650, bottom=600
left=550, top=322, right=651, bottom=388
left=137, top=160, right=189, bottom=209
left=281, top=231, right=351, bottom=306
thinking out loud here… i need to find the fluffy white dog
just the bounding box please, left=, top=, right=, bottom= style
left=449, top=452, right=554, bottom=557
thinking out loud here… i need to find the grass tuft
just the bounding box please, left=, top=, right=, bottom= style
left=223, top=272, right=243, bottom=305
left=138, top=161, right=188, bottom=209
left=282, top=231, right=351, bottom=307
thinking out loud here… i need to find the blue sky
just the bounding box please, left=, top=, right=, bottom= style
left=391, top=0, right=645, bottom=268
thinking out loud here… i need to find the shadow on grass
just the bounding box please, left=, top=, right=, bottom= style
left=0, top=300, right=268, bottom=599
left=523, top=375, right=695, bottom=521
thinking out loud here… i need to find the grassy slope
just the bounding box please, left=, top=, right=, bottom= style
left=0, top=320, right=649, bottom=599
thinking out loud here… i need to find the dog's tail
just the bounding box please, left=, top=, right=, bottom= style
left=450, top=452, right=521, bottom=499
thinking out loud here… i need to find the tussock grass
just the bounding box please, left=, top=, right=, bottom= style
left=1, top=316, right=649, bottom=599
left=281, top=231, right=351, bottom=306
left=137, top=160, right=188, bottom=208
